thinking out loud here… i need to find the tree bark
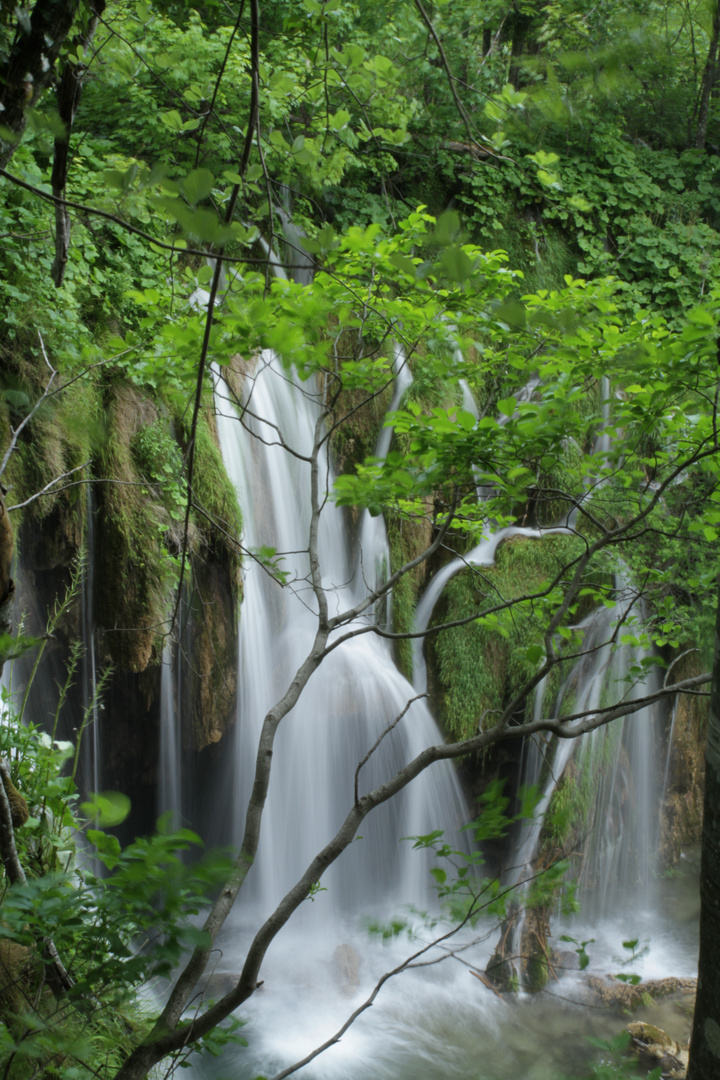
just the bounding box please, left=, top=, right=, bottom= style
left=0, top=488, right=14, bottom=648
left=695, top=1, right=720, bottom=149
left=50, top=2, right=105, bottom=287
left=687, top=581, right=720, bottom=1079
left=0, top=0, right=83, bottom=168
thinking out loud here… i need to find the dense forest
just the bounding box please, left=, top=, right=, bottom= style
left=1, top=1, right=720, bottom=1078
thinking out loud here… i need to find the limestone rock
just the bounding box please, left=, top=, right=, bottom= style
left=587, top=975, right=697, bottom=1011
left=626, top=1021, right=689, bottom=1079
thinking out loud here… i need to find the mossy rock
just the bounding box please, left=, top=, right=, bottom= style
left=427, top=533, right=584, bottom=740
left=1, top=770, right=28, bottom=828
left=6, top=358, right=100, bottom=570
left=659, top=651, right=707, bottom=865
left=186, top=553, right=238, bottom=750
left=95, top=381, right=172, bottom=671
left=0, top=942, right=40, bottom=1027
left=387, top=508, right=433, bottom=680
left=326, top=377, right=394, bottom=478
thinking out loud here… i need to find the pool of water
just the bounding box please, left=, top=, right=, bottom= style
left=186, top=850, right=699, bottom=1080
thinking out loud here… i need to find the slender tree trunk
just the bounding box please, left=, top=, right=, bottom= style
left=507, top=15, right=530, bottom=91
left=687, top=582, right=720, bottom=1079
left=695, top=1, right=720, bottom=149
left=50, top=2, right=105, bottom=287
left=0, top=0, right=84, bottom=168
left=0, top=489, right=14, bottom=648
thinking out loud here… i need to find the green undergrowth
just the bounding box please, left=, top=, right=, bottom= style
left=429, top=533, right=584, bottom=740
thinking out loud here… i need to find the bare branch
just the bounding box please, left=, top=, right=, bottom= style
left=167, top=0, right=259, bottom=644
left=0, top=333, right=57, bottom=480
left=354, top=694, right=427, bottom=806
left=7, top=462, right=91, bottom=513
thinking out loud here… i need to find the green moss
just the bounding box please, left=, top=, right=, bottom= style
left=329, top=378, right=394, bottom=477
left=429, top=533, right=585, bottom=740
left=172, top=407, right=243, bottom=592
left=95, top=382, right=176, bottom=671
left=545, top=758, right=593, bottom=850
left=387, top=512, right=433, bottom=680
left=191, top=412, right=242, bottom=583
left=5, top=367, right=101, bottom=573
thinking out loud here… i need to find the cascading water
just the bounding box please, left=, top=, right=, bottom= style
left=190, top=355, right=699, bottom=1080
left=213, top=353, right=468, bottom=914
left=185, top=353, right=489, bottom=1079
left=170, top=258, right=698, bottom=1075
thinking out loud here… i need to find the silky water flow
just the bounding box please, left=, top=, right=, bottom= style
left=183, top=361, right=698, bottom=1080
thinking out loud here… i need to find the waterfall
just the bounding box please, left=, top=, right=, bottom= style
left=158, top=641, right=182, bottom=827
left=80, top=488, right=100, bottom=794
left=276, top=202, right=315, bottom=286
left=496, top=577, right=663, bottom=986
left=213, top=352, right=469, bottom=915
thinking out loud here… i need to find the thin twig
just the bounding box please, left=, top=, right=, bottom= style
left=354, top=694, right=427, bottom=806
left=167, top=0, right=259, bottom=644
left=7, top=462, right=90, bottom=512
left=0, top=333, right=57, bottom=480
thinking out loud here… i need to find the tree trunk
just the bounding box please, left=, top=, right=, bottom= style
left=0, top=489, right=14, bottom=652
left=695, top=1, right=720, bottom=149
left=50, top=2, right=105, bottom=287
left=687, top=581, right=720, bottom=1079
left=0, top=0, right=82, bottom=169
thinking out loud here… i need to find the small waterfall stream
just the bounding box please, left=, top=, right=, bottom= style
left=80, top=488, right=101, bottom=795
left=158, top=641, right=182, bottom=827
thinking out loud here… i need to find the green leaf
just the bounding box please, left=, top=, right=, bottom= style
left=389, top=253, right=416, bottom=278
left=159, top=110, right=185, bottom=132
left=87, top=829, right=122, bottom=860
left=0, top=633, right=43, bottom=662
left=440, top=247, right=473, bottom=282
left=431, top=210, right=461, bottom=247
left=181, top=168, right=215, bottom=206
left=81, top=792, right=131, bottom=828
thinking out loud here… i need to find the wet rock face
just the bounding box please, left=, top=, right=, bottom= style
left=100, top=664, right=163, bottom=842
left=94, top=382, right=163, bottom=674
left=659, top=654, right=708, bottom=865
left=186, top=555, right=238, bottom=751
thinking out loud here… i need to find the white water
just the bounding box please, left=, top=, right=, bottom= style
left=162, top=306, right=695, bottom=1076
left=213, top=354, right=468, bottom=915
left=158, top=641, right=182, bottom=827
left=356, top=344, right=413, bottom=609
